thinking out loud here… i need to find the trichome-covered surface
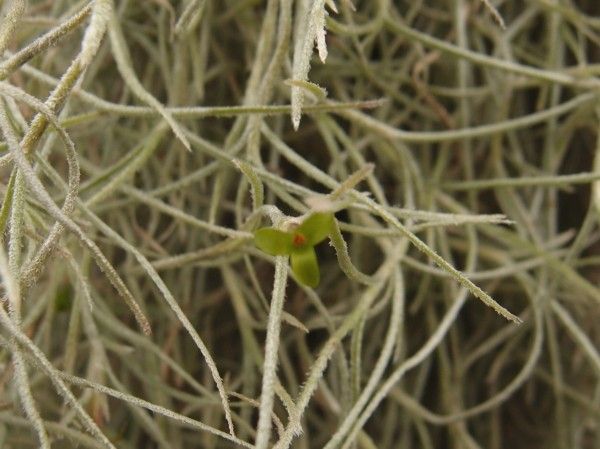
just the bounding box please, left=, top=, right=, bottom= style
left=0, top=1, right=599, bottom=448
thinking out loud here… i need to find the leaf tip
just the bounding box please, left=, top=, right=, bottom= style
left=292, top=112, right=302, bottom=130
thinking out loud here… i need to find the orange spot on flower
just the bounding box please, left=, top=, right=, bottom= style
left=293, top=233, right=307, bottom=247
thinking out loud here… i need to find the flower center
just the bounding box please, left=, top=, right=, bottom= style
left=292, top=232, right=307, bottom=247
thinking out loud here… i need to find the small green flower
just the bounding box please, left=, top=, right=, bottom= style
left=254, top=212, right=334, bottom=287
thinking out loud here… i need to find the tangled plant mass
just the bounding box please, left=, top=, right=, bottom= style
left=0, top=1, right=599, bottom=449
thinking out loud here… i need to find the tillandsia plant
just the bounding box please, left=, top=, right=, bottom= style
left=254, top=212, right=334, bottom=287
left=2, top=2, right=599, bottom=449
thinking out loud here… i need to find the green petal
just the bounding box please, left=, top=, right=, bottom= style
left=254, top=228, right=293, bottom=255
left=291, top=247, right=320, bottom=287
left=297, top=212, right=334, bottom=246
